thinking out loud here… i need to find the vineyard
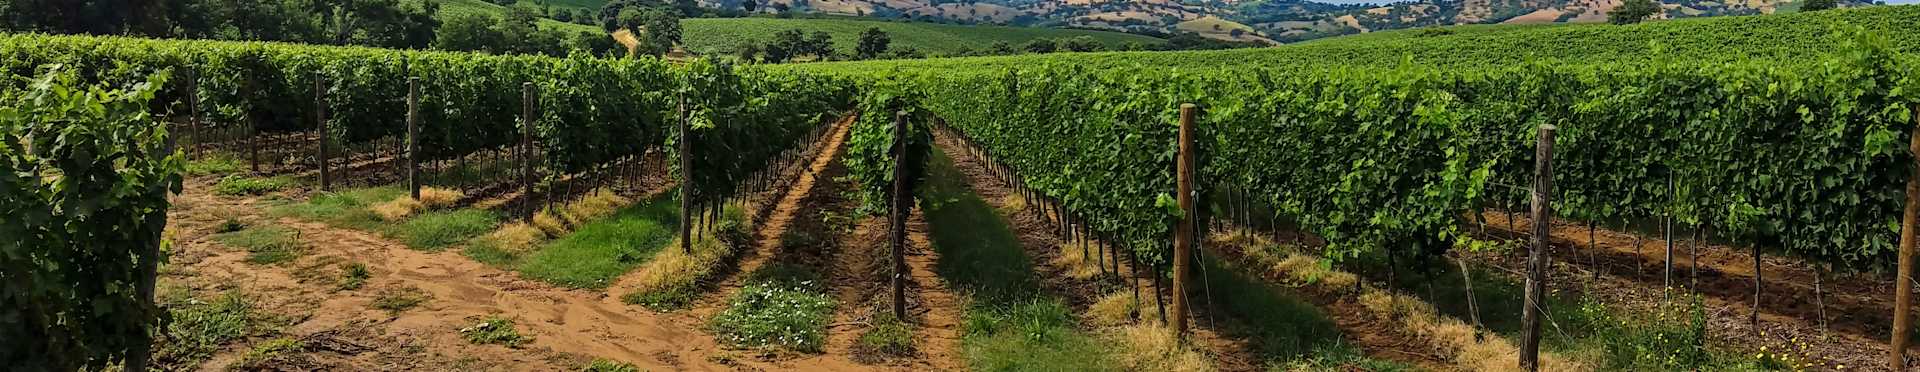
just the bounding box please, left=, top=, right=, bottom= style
left=9, top=4, right=1920, bottom=372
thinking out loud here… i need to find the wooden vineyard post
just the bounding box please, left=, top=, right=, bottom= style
left=186, top=67, right=200, bottom=159
left=1895, top=104, right=1920, bottom=371
left=678, top=96, right=693, bottom=255
left=890, top=110, right=910, bottom=320
left=1171, top=103, right=1197, bottom=340
left=407, top=77, right=420, bottom=200
left=1520, top=124, right=1554, bottom=372
left=315, top=75, right=330, bottom=191
left=521, top=83, right=536, bottom=221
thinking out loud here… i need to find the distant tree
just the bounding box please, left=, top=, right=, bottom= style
left=641, top=7, right=682, bottom=55
left=806, top=31, right=834, bottom=59
left=1801, top=0, right=1837, bottom=11
left=764, top=29, right=805, bottom=62
left=567, top=31, right=620, bottom=57
left=1607, top=0, right=1660, bottom=24
left=1022, top=38, right=1055, bottom=54
left=554, top=9, right=574, bottom=22
left=890, top=45, right=924, bottom=59
left=1228, top=28, right=1244, bottom=38
left=434, top=13, right=506, bottom=53
left=1059, top=36, right=1100, bottom=52
left=988, top=40, right=1016, bottom=55
left=856, top=27, right=891, bottom=59
left=738, top=42, right=762, bottom=62
left=743, top=0, right=758, bottom=12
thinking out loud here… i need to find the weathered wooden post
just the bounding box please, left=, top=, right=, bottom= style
left=1894, top=103, right=1920, bottom=371
left=186, top=67, right=200, bottom=159
left=522, top=82, right=536, bottom=221
left=891, top=110, right=910, bottom=320
left=1172, top=103, right=1197, bottom=340
left=407, top=77, right=420, bottom=200
left=1520, top=124, right=1554, bottom=372
left=679, top=95, right=694, bottom=254
left=315, top=75, right=330, bottom=191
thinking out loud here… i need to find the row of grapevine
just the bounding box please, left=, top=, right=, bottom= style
left=673, top=59, right=856, bottom=233
left=860, top=30, right=1918, bottom=275
left=0, top=33, right=853, bottom=191
left=1, top=68, right=183, bottom=370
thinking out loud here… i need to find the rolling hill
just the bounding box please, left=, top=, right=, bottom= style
left=679, top=17, right=1165, bottom=56
left=710, top=0, right=1882, bottom=44
left=787, top=5, right=1920, bottom=74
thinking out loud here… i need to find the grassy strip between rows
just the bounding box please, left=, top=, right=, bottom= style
left=620, top=205, right=747, bottom=310
left=1216, top=230, right=1792, bottom=371
left=266, top=186, right=499, bottom=251
left=708, top=263, right=837, bottom=352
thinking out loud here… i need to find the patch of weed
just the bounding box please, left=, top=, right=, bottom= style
left=388, top=209, right=499, bottom=250
left=855, top=313, right=915, bottom=357
left=338, top=262, right=370, bottom=290
left=185, top=154, right=245, bottom=176
left=709, top=276, right=835, bottom=352
left=230, top=337, right=305, bottom=370
left=461, top=315, right=531, bottom=347
left=519, top=194, right=679, bottom=289
left=579, top=358, right=640, bottom=372
left=372, top=286, right=430, bottom=313
left=214, top=174, right=296, bottom=196
left=212, top=224, right=305, bottom=265
left=155, top=293, right=259, bottom=367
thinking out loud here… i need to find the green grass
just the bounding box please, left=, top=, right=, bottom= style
left=917, top=147, right=1118, bottom=370
left=155, top=292, right=264, bottom=367
left=230, top=337, right=305, bottom=370
left=580, top=358, right=641, bottom=372
left=268, top=186, right=407, bottom=231
left=213, top=174, right=297, bottom=196
left=708, top=263, right=837, bottom=352
left=856, top=313, right=915, bottom=357
left=185, top=154, right=245, bottom=176
left=461, top=315, right=533, bottom=347
left=790, top=5, right=1920, bottom=75
left=515, top=193, right=679, bottom=289
left=682, top=17, right=1164, bottom=57
left=1196, top=255, right=1386, bottom=365
left=212, top=224, right=306, bottom=265
left=372, top=286, right=432, bottom=313
left=269, top=186, right=498, bottom=251
left=391, top=209, right=501, bottom=250
left=416, top=0, right=603, bottom=34
left=338, top=262, right=371, bottom=290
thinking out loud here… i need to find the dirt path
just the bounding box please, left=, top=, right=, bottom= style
left=167, top=116, right=903, bottom=371
left=1474, top=213, right=1893, bottom=371
left=927, top=129, right=1267, bottom=371
left=682, top=115, right=855, bottom=321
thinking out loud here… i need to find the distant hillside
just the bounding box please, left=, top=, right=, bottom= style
left=788, top=5, right=1920, bottom=74
left=707, top=0, right=1883, bottom=44
left=679, top=17, right=1165, bottom=56
left=425, top=0, right=603, bottom=33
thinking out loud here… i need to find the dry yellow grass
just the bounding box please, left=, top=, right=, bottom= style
left=623, top=214, right=738, bottom=299
left=997, top=193, right=1028, bottom=215
left=1205, top=225, right=1579, bottom=371
left=560, top=189, right=630, bottom=227
left=1051, top=242, right=1103, bottom=280
left=480, top=222, right=547, bottom=253
left=1087, top=291, right=1140, bottom=327
left=417, top=187, right=465, bottom=209
left=1108, top=324, right=1214, bottom=372
left=371, top=197, right=424, bottom=221
left=531, top=209, right=569, bottom=236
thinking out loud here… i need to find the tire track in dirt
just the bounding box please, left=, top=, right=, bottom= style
left=927, top=130, right=1268, bottom=371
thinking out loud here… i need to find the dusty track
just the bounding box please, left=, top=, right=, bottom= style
left=165, top=116, right=911, bottom=371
